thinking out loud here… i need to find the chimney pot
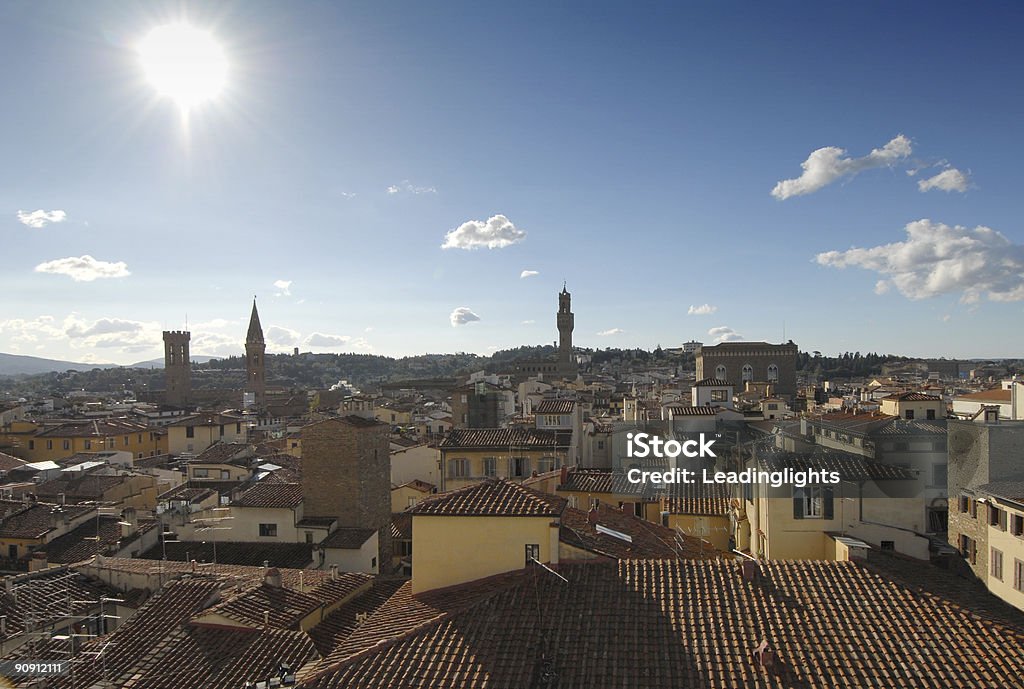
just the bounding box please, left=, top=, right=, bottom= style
left=741, top=560, right=759, bottom=582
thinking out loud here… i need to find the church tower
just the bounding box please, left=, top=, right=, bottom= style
left=557, top=284, right=576, bottom=377
left=162, top=330, right=191, bottom=407
left=245, top=298, right=266, bottom=408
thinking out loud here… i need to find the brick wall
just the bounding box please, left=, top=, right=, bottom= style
left=302, top=417, right=392, bottom=565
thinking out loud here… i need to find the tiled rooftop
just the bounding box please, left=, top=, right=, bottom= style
left=299, top=559, right=1024, bottom=688
left=0, top=503, right=93, bottom=539
left=321, top=527, right=377, bottom=550
left=194, top=582, right=325, bottom=630
left=232, top=482, right=304, bottom=509
left=408, top=479, right=566, bottom=517
left=38, top=516, right=158, bottom=564
left=560, top=504, right=721, bottom=560
left=190, top=442, right=253, bottom=465
left=663, top=480, right=732, bottom=516
left=535, top=399, right=576, bottom=414
left=439, top=427, right=571, bottom=449
left=139, top=540, right=315, bottom=569
left=757, top=449, right=917, bottom=482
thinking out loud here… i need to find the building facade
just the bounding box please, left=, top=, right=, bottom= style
left=162, top=330, right=192, bottom=407
left=695, top=340, right=799, bottom=398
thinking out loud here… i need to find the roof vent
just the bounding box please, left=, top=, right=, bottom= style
left=752, top=639, right=775, bottom=670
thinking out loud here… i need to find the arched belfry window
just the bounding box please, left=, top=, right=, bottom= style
left=715, top=365, right=727, bottom=380
left=767, top=364, right=779, bottom=382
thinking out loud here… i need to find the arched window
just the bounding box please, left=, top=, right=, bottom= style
left=767, top=364, right=779, bottom=382
left=742, top=364, right=753, bottom=382
left=714, top=364, right=727, bottom=380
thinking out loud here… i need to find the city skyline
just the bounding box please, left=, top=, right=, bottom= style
left=3, top=2, right=1023, bottom=364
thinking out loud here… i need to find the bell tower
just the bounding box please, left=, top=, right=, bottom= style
left=245, top=298, right=266, bottom=408
left=557, top=283, right=576, bottom=377
left=162, top=330, right=191, bottom=407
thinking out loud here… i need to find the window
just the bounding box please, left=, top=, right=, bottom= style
left=881, top=541, right=895, bottom=552
left=186, top=426, right=195, bottom=438
left=46, top=440, right=53, bottom=450
left=926, top=409, right=936, bottom=420
left=305, top=532, right=313, bottom=544
left=483, top=457, right=497, bottom=477
left=220, top=470, right=230, bottom=480
left=989, top=504, right=1006, bottom=530
left=28, top=440, right=35, bottom=450
left=259, top=523, right=278, bottom=537
left=407, top=496, right=418, bottom=508
left=448, top=458, right=469, bottom=478
left=525, top=543, right=540, bottom=565
left=84, top=440, right=91, bottom=450
left=589, top=497, right=600, bottom=511
left=124, top=435, right=130, bottom=446
left=793, top=486, right=834, bottom=519
left=8, top=545, right=17, bottom=559
left=710, top=390, right=727, bottom=402
left=510, top=457, right=529, bottom=478
left=905, top=409, right=915, bottom=420
left=1016, top=560, right=1024, bottom=593
left=714, top=365, right=727, bottom=380
left=767, top=364, right=779, bottom=382
left=1012, top=514, right=1024, bottom=537
left=970, top=499, right=978, bottom=518
left=959, top=535, right=977, bottom=564
left=567, top=495, right=578, bottom=509
left=597, top=441, right=605, bottom=450
left=741, top=364, right=753, bottom=382
left=932, top=464, right=947, bottom=488
left=991, top=548, right=1004, bottom=580
left=138, top=434, right=143, bottom=442
left=63, top=440, right=70, bottom=450
left=219, top=424, right=225, bottom=436
left=371, top=557, right=377, bottom=571
left=193, top=468, right=209, bottom=478
left=767, top=403, right=778, bottom=411
left=235, top=423, right=241, bottom=434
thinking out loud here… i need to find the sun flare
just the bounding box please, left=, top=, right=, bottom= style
left=138, top=23, right=227, bottom=110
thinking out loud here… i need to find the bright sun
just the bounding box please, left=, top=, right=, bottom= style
left=138, top=23, right=227, bottom=110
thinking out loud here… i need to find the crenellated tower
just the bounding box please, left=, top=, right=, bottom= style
left=162, top=330, right=192, bottom=407
left=557, top=284, right=576, bottom=378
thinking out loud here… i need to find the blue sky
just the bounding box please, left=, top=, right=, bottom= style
left=2, top=2, right=1023, bottom=364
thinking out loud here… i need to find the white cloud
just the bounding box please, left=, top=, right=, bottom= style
left=708, top=326, right=743, bottom=343
left=874, top=280, right=891, bottom=295
left=339, top=191, right=357, bottom=199
left=521, top=320, right=535, bottom=325
left=597, top=328, right=624, bottom=336
left=918, top=168, right=971, bottom=193
left=34, top=255, right=130, bottom=281
left=266, top=325, right=301, bottom=347
left=0, top=316, right=64, bottom=343
left=306, top=332, right=351, bottom=348
left=450, top=307, right=481, bottom=327
left=771, top=134, right=912, bottom=200
left=65, top=318, right=142, bottom=338
left=351, top=337, right=373, bottom=351
left=273, top=279, right=292, bottom=296
left=17, top=209, right=67, bottom=228
left=520, top=270, right=539, bottom=279
left=191, top=331, right=239, bottom=358
left=815, top=219, right=1024, bottom=302
left=441, top=214, right=525, bottom=250
left=386, top=181, right=436, bottom=195
left=62, top=315, right=161, bottom=350
left=687, top=304, right=717, bottom=316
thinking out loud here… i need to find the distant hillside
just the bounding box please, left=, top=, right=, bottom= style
left=129, top=355, right=221, bottom=368
left=0, top=352, right=118, bottom=376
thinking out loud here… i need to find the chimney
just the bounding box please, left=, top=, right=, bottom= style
left=559, top=465, right=568, bottom=486
left=741, top=560, right=760, bottom=582
left=120, top=507, right=138, bottom=539
left=330, top=564, right=338, bottom=581
left=190, top=559, right=197, bottom=572
left=587, top=508, right=599, bottom=525
left=264, top=567, right=282, bottom=588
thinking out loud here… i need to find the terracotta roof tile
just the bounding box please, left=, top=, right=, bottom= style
left=408, top=479, right=566, bottom=517
left=439, top=427, right=570, bottom=450
left=232, top=482, right=303, bottom=509
left=559, top=504, right=721, bottom=560
left=535, top=399, right=576, bottom=414
left=321, top=527, right=377, bottom=550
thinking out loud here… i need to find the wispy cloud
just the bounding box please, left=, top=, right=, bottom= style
left=687, top=304, right=717, bottom=316
left=17, top=209, right=67, bottom=228
left=520, top=270, right=539, bottom=279
left=450, top=307, right=481, bottom=326
left=597, top=328, right=624, bottom=336
left=816, top=219, right=1024, bottom=303
left=708, top=326, right=743, bottom=343
left=273, top=279, right=293, bottom=296
left=306, top=332, right=351, bottom=347
left=387, top=180, right=437, bottom=195
left=771, top=134, right=912, bottom=200
left=266, top=325, right=301, bottom=347
left=917, top=167, right=971, bottom=193
left=34, top=255, right=130, bottom=282
left=442, top=214, right=526, bottom=250
left=521, top=320, right=535, bottom=325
